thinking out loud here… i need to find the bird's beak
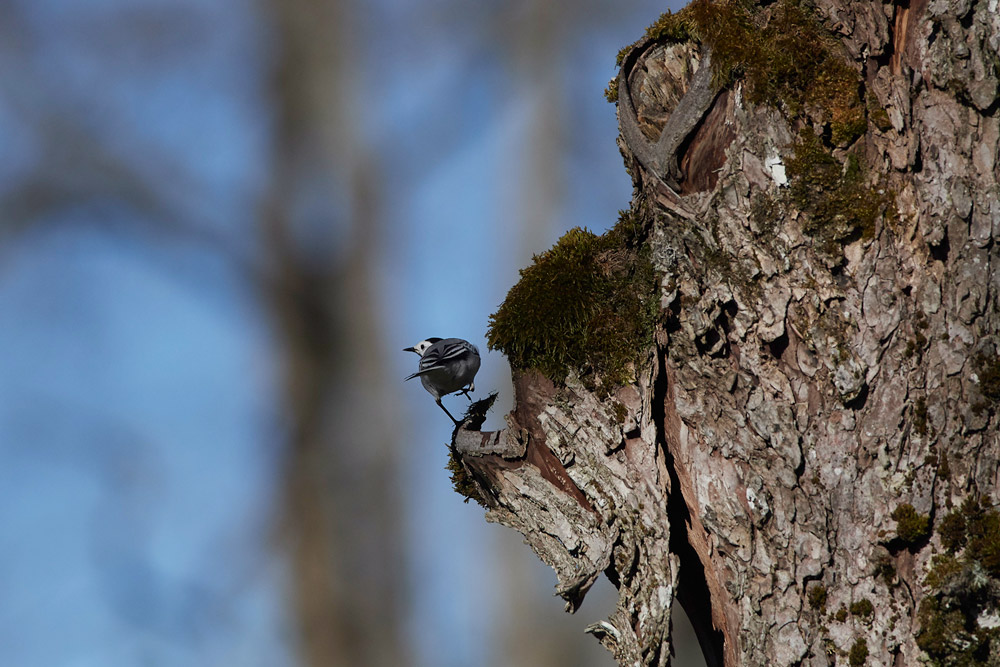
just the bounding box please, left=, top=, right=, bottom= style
left=403, top=347, right=415, bottom=353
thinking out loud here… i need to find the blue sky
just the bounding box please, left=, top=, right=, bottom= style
left=0, top=1, right=706, bottom=665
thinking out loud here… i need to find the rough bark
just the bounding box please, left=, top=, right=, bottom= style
left=452, top=0, right=1000, bottom=665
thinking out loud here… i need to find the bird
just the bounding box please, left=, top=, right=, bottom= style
left=404, top=337, right=481, bottom=423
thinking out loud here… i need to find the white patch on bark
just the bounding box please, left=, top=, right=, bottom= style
left=764, top=154, right=788, bottom=186
left=979, top=611, right=1000, bottom=629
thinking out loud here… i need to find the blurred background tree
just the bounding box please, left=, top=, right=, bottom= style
left=0, top=0, right=703, bottom=665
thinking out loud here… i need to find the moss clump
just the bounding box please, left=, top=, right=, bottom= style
left=643, top=9, right=696, bottom=46
left=935, top=495, right=1000, bottom=574
left=447, top=450, right=485, bottom=506
left=684, top=0, right=867, bottom=144
left=604, top=76, right=619, bottom=103
left=939, top=507, right=969, bottom=553
left=891, top=503, right=931, bottom=545
left=809, top=584, right=828, bottom=611
left=938, top=454, right=951, bottom=481
left=868, top=93, right=893, bottom=132
left=924, top=553, right=964, bottom=590
left=917, top=495, right=1000, bottom=665
left=914, top=397, right=929, bottom=435
left=850, top=598, right=874, bottom=619
left=618, top=0, right=869, bottom=145
left=835, top=606, right=849, bottom=622
left=974, top=351, right=1000, bottom=404
left=874, top=553, right=897, bottom=585
left=749, top=191, right=781, bottom=236
left=848, top=637, right=869, bottom=666
left=610, top=400, right=629, bottom=424
left=613, top=1, right=895, bottom=254
left=785, top=130, right=892, bottom=256
left=487, top=218, right=657, bottom=387
left=916, top=596, right=993, bottom=665
left=962, top=496, right=1000, bottom=576
left=917, top=586, right=998, bottom=665
left=615, top=8, right=697, bottom=67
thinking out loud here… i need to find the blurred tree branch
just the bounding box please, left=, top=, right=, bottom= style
left=265, top=0, right=406, bottom=665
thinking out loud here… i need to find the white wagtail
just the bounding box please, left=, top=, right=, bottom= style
left=404, top=337, right=481, bottom=423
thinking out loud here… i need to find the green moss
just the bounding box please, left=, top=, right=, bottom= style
left=749, top=191, right=780, bottom=237
left=848, top=637, right=869, bottom=666
left=935, top=495, right=1000, bottom=573
left=835, top=607, right=848, bottom=622
left=785, top=130, right=892, bottom=257
left=850, top=598, right=874, bottom=619
left=610, top=400, right=629, bottom=424
left=917, top=495, right=1000, bottom=665
left=891, top=503, right=931, bottom=545
left=974, top=350, right=1000, bottom=404
left=964, top=496, right=1000, bottom=576
left=609, top=207, right=648, bottom=248
left=809, top=584, right=828, bottom=611
left=684, top=0, right=757, bottom=89
left=684, top=0, right=866, bottom=144
left=636, top=1, right=894, bottom=257
left=937, top=453, right=951, bottom=480
left=867, top=93, right=893, bottom=132
left=617, top=0, right=871, bottom=147
left=924, top=553, right=963, bottom=590
left=615, top=8, right=696, bottom=69
left=874, top=553, right=897, bottom=585
left=447, top=450, right=485, bottom=506
left=612, top=1, right=897, bottom=259
left=487, top=218, right=657, bottom=387
left=917, top=595, right=997, bottom=665
left=604, top=76, right=619, bottom=103
left=914, top=397, right=929, bottom=435
left=939, top=508, right=968, bottom=553
left=643, top=8, right=697, bottom=46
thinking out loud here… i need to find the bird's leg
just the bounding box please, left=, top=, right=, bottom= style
left=459, top=381, right=475, bottom=399
left=436, top=397, right=459, bottom=424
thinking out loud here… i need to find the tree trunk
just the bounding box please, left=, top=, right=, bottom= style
left=266, top=0, right=406, bottom=665
left=452, top=0, right=1000, bottom=665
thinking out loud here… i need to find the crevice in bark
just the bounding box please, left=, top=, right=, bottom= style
left=843, top=381, right=870, bottom=410
left=696, top=327, right=724, bottom=357
left=655, top=342, right=726, bottom=667
left=671, top=516, right=726, bottom=667
left=929, top=230, right=949, bottom=263
left=767, top=330, right=790, bottom=362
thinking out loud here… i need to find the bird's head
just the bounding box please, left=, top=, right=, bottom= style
left=403, top=337, right=441, bottom=356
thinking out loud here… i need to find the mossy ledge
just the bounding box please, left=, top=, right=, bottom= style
left=487, top=212, right=657, bottom=389
left=611, top=0, right=896, bottom=259
left=614, top=0, right=872, bottom=146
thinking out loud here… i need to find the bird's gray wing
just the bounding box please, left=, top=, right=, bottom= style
left=405, top=339, right=476, bottom=381
left=419, top=339, right=473, bottom=370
